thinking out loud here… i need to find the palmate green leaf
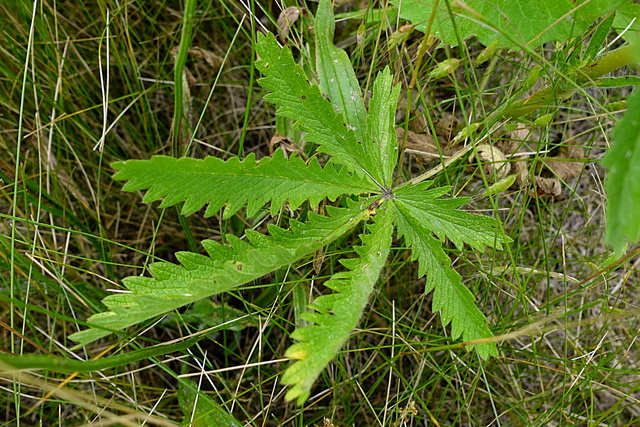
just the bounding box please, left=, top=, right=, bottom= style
left=255, top=33, right=371, bottom=180
left=393, top=0, right=628, bottom=49
left=69, top=203, right=374, bottom=345
left=315, top=0, right=367, bottom=144
left=602, top=89, right=640, bottom=256
left=111, top=149, right=375, bottom=219
left=282, top=207, right=394, bottom=404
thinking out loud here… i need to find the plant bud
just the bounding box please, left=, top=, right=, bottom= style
left=428, top=58, right=460, bottom=80
left=484, top=174, right=517, bottom=197
left=474, top=39, right=500, bottom=67
left=534, top=113, right=554, bottom=127
left=521, top=65, right=541, bottom=92
left=388, top=24, right=414, bottom=50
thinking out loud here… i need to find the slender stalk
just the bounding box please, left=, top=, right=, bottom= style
left=401, top=0, right=440, bottom=156
left=0, top=336, right=202, bottom=373
left=496, top=44, right=637, bottom=121
left=171, top=0, right=197, bottom=156
left=238, top=3, right=256, bottom=159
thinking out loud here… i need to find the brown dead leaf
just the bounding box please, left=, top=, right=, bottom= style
left=434, top=112, right=458, bottom=140
left=397, top=128, right=441, bottom=162
left=541, top=140, right=585, bottom=181
left=313, top=247, right=325, bottom=275
left=513, top=160, right=529, bottom=187
left=269, top=134, right=304, bottom=157
left=533, top=176, right=562, bottom=197
left=511, top=123, right=530, bottom=144
left=408, top=110, right=428, bottom=133
left=472, top=144, right=510, bottom=180
left=277, top=7, right=306, bottom=42
left=499, top=126, right=584, bottom=197
left=170, top=46, right=223, bottom=86
left=513, top=162, right=562, bottom=197
left=319, top=417, right=336, bottom=427
left=496, top=123, right=529, bottom=155
left=188, top=47, right=223, bottom=70
left=188, top=47, right=223, bottom=84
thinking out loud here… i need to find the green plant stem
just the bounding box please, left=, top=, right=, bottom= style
left=403, top=121, right=502, bottom=186
left=12, top=0, right=38, bottom=356
left=171, top=0, right=197, bottom=156
left=0, top=336, right=202, bottom=374
left=237, top=5, right=256, bottom=159
left=401, top=0, right=440, bottom=156
left=496, top=43, right=637, bottom=121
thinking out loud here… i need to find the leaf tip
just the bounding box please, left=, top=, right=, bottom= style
left=285, top=348, right=308, bottom=361
left=284, top=388, right=310, bottom=406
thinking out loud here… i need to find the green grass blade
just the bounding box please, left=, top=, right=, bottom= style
left=0, top=336, right=202, bottom=373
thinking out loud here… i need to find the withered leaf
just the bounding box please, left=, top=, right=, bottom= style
left=277, top=7, right=306, bottom=42
left=397, top=128, right=441, bottom=162
left=472, top=144, right=510, bottom=181
left=533, top=176, right=562, bottom=197
left=541, top=141, right=585, bottom=181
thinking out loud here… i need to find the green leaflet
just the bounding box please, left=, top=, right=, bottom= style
left=394, top=182, right=510, bottom=252
left=602, top=89, right=640, bottom=256
left=393, top=0, right=627, bottom=49
left=366, top=67, right=401, bottom=188
left=392, top=201, right=497, bottom=359
left=314, top=0, right=399, bottom=187
left=256, top=32, right=371, bottom=181
left=315, top=0, right=367, bottom=144
left=69, top=203, right=374, bottom=346
left=391, top=182, right=508, bottom=358
left=112, top=149, right=376, bottom=219
left=281, top=207, right=394, bottom=404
